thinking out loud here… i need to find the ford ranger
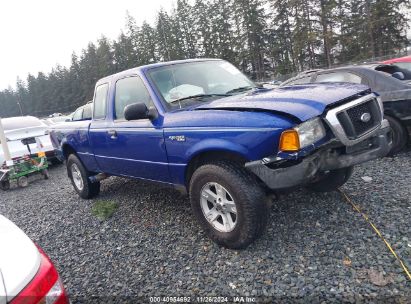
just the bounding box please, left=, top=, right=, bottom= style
left=50, top=59, right=391, bottom=249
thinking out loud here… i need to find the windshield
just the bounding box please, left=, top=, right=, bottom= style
left=147, top=60, right=255, bottom=110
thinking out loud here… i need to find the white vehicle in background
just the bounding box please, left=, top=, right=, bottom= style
left=43, top=103, right=92, bottom=126
left=0, top=116, right=55, bottom=165
left=48, top=113, right=63, bottom=118
left=0, top=215, right=68, bottom=303
left=259, top=79, right=282, bottom=89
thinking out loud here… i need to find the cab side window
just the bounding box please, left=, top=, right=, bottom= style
left=115, top=76, right=153, bottom=120
left=94, top=84, right=109, bottom=119
left=315, top=72, right=362, bottom=84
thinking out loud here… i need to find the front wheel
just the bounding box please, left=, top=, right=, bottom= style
left=306, top=166, right=354, bottom=192
left=67, top=154, right=100, bottom=199
left=189, top=161, right=268, bottom=249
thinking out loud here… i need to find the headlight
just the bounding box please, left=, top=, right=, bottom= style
left=279, top=118, right=326, bottom=152
left=295, top=117, right=326, bottom=148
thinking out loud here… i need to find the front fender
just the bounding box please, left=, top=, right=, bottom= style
left=185, top=138, right=249, bottom=161
left=165, top=131, right=280, bottom=186
left=165, top=127, right=282, bottom=165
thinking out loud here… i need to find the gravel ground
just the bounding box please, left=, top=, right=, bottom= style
left=0, top=151, right=410, bottom=303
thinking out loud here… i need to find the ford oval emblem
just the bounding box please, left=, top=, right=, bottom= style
left=360, top=112, right=371, bottom=123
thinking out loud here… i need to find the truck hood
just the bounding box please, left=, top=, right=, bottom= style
left=0, top=215, right=40, bottom=301
left=196, top=83, right=370, bottom=121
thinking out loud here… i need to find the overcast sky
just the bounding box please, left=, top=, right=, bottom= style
left=1, top=2, right=410, bottom=91
left=0, top=0, right=173, bottom=90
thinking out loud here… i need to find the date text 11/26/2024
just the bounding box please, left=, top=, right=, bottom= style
left=149, top=296, right=256, bottom=303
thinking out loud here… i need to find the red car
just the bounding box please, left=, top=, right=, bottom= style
left=0, top=215, right=69, bottom=304
left=383, top=55, right=411, bottom=71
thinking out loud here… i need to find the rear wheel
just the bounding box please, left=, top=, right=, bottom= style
left=306, top=166, right=354, bottom=192
left=385, top=115, right=407, bottom=155
left=67, top=154, right=100, bottom=199
left=189, top=161, right=268, bottom=249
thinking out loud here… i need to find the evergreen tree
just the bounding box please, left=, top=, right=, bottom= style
left=232, top=0, right=268, bottom=79
left=155, top=9, right=174, bottom=61
left=175, top=0, right=197, bottom=58
left=193, top=0, right=213, bottom=57
left=96, top=36, right=116, bottom=77
left=268, top=0, right=297, bottom=74
left=209, top=0, right=236, bottom=61
left=114, top=31, right=142, bottom=72
left=138, top=21, right=159, bottom=63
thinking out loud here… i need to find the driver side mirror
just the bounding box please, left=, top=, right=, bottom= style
left=124, top=102, right=157, bottom=121
left=392, top=71, right=405, bottom=80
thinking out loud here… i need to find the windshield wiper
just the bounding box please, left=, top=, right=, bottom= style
left=169, top=94, right=230, bottom=104
left=225, top=86, right=254, bottom=95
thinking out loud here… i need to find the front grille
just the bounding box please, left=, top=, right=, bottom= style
left=336, top=98, right=381, bottom=139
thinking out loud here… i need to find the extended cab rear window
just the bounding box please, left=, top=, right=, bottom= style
left=93, top=83, right=109, bottom=119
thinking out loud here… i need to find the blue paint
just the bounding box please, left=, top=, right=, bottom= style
left=197, top=83, right=370, bottom=121
left=50, top=59, right=371, bottom=189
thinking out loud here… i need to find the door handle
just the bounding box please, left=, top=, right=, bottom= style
left=108, top=130, right=117, bottom=139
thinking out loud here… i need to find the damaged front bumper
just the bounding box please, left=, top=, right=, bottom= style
left=245, top=120, right=392, bottom=190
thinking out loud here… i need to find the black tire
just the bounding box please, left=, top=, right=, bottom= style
left=189, top=161, right=268, bottom=249
left=306, top=166, right=354, bottom=192
left=385, top=115, right=407, bottom=155
left=0, top=180, right=10, bottom=191
left=67, top=154, right=100, bottom=199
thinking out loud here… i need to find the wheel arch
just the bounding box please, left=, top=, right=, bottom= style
left=62, top=143, right=77, bottom=160
left=185, top=149, right=249, bottom=187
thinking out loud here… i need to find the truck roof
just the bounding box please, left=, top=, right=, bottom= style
left=96, top=58, right=222, bottom=85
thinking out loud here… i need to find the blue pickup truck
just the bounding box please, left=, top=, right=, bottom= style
left=51, top=59, right=391, bottom=249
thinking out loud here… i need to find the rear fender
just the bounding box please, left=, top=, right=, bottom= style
left=61, top=142, right=100, bottom=173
